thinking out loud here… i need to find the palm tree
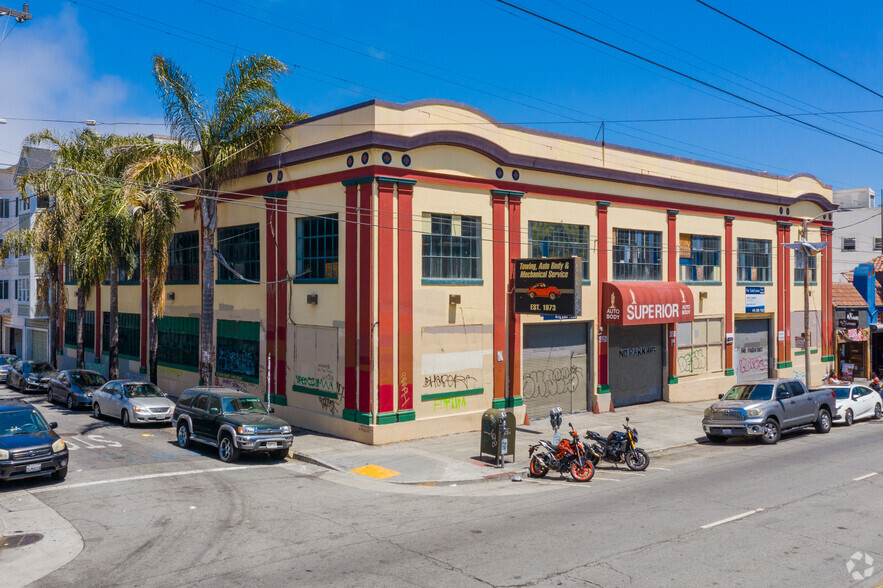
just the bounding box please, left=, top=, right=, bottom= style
left=152, top=53, right=306, bottom=384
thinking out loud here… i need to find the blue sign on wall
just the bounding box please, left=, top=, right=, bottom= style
left=745, top=286, right=765, bottom=313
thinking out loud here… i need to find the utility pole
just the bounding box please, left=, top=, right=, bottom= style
left=0, top=3, right=31, bottom=23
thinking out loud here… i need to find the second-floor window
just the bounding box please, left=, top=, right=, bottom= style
left=529, top=221, right=590, bottom=281
left=295, top=214, right=339, bottom=282
left=217, top=223, right=259, bottom=283
left=422, top=213, right=481, bottom=281
left=167, top=231, right=199, bottom=283
left=794, top=251, right=817, bottom=284
left=737, top=238, right=772, bottom=282
left=842, top=237, right=856, bottom=251
left=14, top=278, right=29, bottom=303
left=679, top=234, right=721, bottom=283
left=613, top=229, right=661, bottom=281
left=0, top=280, right=7, bottom=299
left=0, top=199, right=9, bottom=218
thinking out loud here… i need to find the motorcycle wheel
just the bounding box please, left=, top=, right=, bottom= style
left=570, top=460, right=594, bottom=482
left=529, top=455, right=549, bottom=478
left=625, top=449, right=650, bottom=471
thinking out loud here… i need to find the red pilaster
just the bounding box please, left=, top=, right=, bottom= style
left=667, top=209, right=678, bottom=282
left=58, top=265, right=64, bottom=354
left=265, top=197, right=278, bottom=393
left=140, top=242, right=148, bottom=367
left=821, top=227, right=833, bottom=355
left=397, top=181, right=415, bottom=413
left=275, top=197, right=288, bottom=404
left=376, top=180, right=396, bottom=415
left=491, top=191, right=507, bottom=401
left=782, top=223, right=792, bottom=361
left=776, top=224, right=785, bottom=364
left=507, top=193, right=522, bottom=401
left=343, top=183, right=359, bottom=413
left=724, top=216, right=734, bottom=372
left=94, top=280, right=101, bottom=358
left=597, top=202, right=610, bottom=391
left=357, top=181, right=373, bottom=415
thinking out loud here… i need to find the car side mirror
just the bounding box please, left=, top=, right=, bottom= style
left=776, top=391, right=792, bottom=400
left=209, top=407, right=220, bottom=415
left=268, top=407, right=275, bottom=414
left=49, top=422, right=58, bottom=429
left=718, top=394, right=723, bottom=400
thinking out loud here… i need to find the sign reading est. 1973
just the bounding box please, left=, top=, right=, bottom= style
left=513, top=257, right=582, bottom=316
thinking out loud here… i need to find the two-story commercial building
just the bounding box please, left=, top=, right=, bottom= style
left=59, top=99, right=836, bottom=443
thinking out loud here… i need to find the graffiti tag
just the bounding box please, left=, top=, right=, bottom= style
left=433, top=397, right=467, bottom=412
left=523, top=366, right=584, bottom=400
left=423, top=373, right=477, bottom=389
left=677, top=349, right=706, bottom=374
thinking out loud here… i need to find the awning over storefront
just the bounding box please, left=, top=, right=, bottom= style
left=837, top=328, right=869, bottom=343
left=601, top=282, right=694, bottom=326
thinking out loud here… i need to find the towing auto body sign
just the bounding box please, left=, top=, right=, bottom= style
left=514, top=257, right=582, bottom=316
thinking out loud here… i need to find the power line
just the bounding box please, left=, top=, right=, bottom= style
left=695, top=0, right=883, bottom=102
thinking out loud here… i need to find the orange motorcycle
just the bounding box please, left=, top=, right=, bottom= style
left=528, top=423, right=594, bottom=482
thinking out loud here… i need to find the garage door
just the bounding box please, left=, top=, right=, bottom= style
left=522, top=322, right=591, bottom=421
left=735, top=318, right=771, bottom=383
left=607, top=324, right=664, bottom=407
left=29, top=329, right=48, bottom=363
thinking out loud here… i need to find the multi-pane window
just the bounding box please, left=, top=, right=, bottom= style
left=217, top=224, right=259, bottom=282
left=167, top=231, right=199, bottom=283
left=216, top=320, right=260, bottom=383
left=875, top=237, right=882, bottom=251
left=676, top=317, right=724, bottom=376
left=0, top=199, right=9, bottom=218
left=737, top=238, right=772, bottom=282
left=295, top=214, right=338, bottom=282
left=529, top=221, right=590, bottom=281
left=422, top=213, right=482, bottom=281
left=14, top=278, right=29, bottom=302
left=0, top=280, right=7, bottom=299
left=794, top=252, right=817, bottom=284
left=679, top=234, right=721, bottom=283
left=842, top=237, right=856, bottom=251
left=102, top=312, right=140, bottom=359
left=612, top=229, right=662, bottom=281
left=65, top=310, right=76, bottom=346
left=82, top=310, right=95, bottom=351
left=104, top=258, right=140, bottom=285
left=65, top=263, right=77, bottom=285
left=156, top=316, right=199, bottom=370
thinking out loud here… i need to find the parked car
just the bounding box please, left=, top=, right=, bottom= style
left=48, top=370, right=108, bottom=410
left=172, top=387, right=293, bottom=463
left=8, top=361, right=56, bottom=394
left=702, top=379, right=836, bottom=444
left=527, top=283, right=561, bottom=300
left=0, top=399, right=68, bottom=482
left=91, top=380, right=176, bottom=427
left=828, top=384, right=883, bottom=425
left=0, top=355, right=19, bottom=383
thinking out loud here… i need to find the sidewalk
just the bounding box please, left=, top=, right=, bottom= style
left=290, top=400, right=711, bottom=485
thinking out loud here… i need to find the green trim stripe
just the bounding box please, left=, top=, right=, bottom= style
left=217, top=319, right=260, bottom=341
left=725, top=368, right=735, bottom=376
left=269, top=393, right=287, bottom=406
left=377, top=412, right=397, bottom=425
left=354, top=411, right=372, bottom=425
left=668, top=376, right=679, bottom=384
left=821, top=355, right=835, bottom=362
left=291, top=384, right=337, bottom=399
left=397, top=410, right=416, bottom=422
left=776, top=361, right=793, bottom=368
left=492, top=398, right=506, bottom=409
left=597, top=384, right=610, bottom=394
left=342, top=408, right=357, bottom=422
left=421, top=388, right=484, bottom=402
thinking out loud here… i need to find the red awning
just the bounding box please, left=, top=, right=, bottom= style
left=601, top=282, right=695, bottom=326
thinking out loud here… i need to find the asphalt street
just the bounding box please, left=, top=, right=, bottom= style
left=2, top=384, right=882, bottom=587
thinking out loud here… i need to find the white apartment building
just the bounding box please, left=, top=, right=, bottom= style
left=832, top=187, right=882, bottom=281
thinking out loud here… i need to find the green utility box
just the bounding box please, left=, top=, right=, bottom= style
left=480, top=408, right=516, bottom=467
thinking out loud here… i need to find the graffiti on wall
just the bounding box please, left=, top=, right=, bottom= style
left=433, top=397, right=467, bottom=412
left=217, top=347, right=257, bottom=378
left=423, top=373, right=477, bottom=389
left=677, top=349, right=706, bottom=375
left=523, top=365, right=584, bottom=400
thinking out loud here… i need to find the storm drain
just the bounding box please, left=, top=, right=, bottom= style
left=0, top=533, right=43, bottom=549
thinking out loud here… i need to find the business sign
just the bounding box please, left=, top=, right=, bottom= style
left=601, top=282, right=694, bottom=326
left=513, top=257, right=582, bottom=316
left=745, top=286, right=765, bottom=313
left=839, top=319, right=859, bottom=329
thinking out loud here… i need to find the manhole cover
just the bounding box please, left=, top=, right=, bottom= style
left=0, top=533, right=44, bottom=549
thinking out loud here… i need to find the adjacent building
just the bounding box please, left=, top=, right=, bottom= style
left=59, top=99, right=837, bottom=443
left=831, top=187, right=881, bottom=281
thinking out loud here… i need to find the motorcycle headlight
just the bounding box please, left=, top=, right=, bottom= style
left=238, top=426, right=256, bottom=435
left=0, top=448, right=8, bottom=460
left=52, top=439, right=66, bottom=453
left=704, top=408, right=712, bottom=418
left=745, top=408, right=762, bottom=418
left=632, top=430, right=638, bottom=442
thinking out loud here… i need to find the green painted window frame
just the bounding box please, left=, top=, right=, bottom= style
left=156, top=316, right=199, bottom=371
left=612, top=228, right=662, bottom=281
left=528, top=221, right=590, bottom=282
left=102, top=312, right=140, bottom=360
left=421, top=213, right=482, bottom=281
left=217, top=223, right=260, bottom=283
left=216, top=319, right=260, bottom=383
left=167, top=230, right=199, bottom=283
left=679, top=234, right=721, bottom=283
left=737, top=238, right=772, bottom=282
left=295, top=214, right=339, bottom=283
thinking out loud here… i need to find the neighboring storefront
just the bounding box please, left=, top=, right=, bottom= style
left=833, top=280, right=876, bottom=381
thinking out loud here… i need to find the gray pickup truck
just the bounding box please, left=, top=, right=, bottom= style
left=702, top=379, right=835, bottom=444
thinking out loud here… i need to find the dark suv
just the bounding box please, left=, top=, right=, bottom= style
left=0, top=400, right=69, bottom=482
left=172, top=387, right=293, bottom=463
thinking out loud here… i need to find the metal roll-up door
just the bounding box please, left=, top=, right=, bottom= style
left=29, top=329, right=48, bottom=363
left=522, top=322, right=590, bottom=421
left=735, top=319, right=771, bottom=383
left=607, top=324, right=664, bottom=407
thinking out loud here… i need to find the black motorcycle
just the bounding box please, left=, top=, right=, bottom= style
left=583, top=417, right=650, bottom=471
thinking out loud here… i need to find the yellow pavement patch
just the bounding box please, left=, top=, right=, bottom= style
left=141, top=434, right=153, bottom=437
left=350, top=464, right=400, bottom=479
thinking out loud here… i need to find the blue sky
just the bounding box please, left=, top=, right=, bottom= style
left=3, top=1, right=883, bottom=198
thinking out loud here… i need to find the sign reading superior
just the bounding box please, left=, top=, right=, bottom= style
left=601, top=282, right=694, bottom=326
left=513, top=257, right=582, bottom=316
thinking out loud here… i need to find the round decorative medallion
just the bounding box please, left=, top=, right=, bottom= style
left=382, top=151, right=392, bottom=164
left=266, top=172, right=273, bottom=183
left=346, top=155, right=354, bottom=168
left=512, top=169, right=520, bottom=181
left=495, top=167, right=504, bottom=179
left=402, top=154, right=411, bottom=167
left=361, top=152, right=369, bottom=164
left=277, top=170, right=283, bottom=181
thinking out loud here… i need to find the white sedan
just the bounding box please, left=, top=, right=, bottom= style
left=831, top=384, right=882, bottom=426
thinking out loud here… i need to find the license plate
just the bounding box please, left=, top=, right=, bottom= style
left=25, top=463, right=41, bottom=473
left=266, top=442, right=278, bottom=449
left=722, top=429, right=732, bottom=435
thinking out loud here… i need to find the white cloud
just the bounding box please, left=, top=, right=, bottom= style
left=0, top=7, right=165, bottom=164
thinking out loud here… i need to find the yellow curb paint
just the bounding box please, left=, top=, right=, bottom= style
left=350, top=464, right=401, bottom=479
left=141, top=434, right=153, bottom=437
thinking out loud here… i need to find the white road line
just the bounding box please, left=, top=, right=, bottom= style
left=29, top=464, right=282, bottom=493
left=853, top=472, right=878, bottom=482
left=701, top=509, right=764, bottom=530
left=649, top=467, right=671, bottom=471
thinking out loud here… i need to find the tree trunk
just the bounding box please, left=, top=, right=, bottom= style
left=76, top=288, right=85, bottom=369
left=199, top=196, right=217, bottom=386
left=148, top=275, right=158, bottom=386
left=109, top=261, right=119, bottom=380
left=47, top=266, right=58, bottom=369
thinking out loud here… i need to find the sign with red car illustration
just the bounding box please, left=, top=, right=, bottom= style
left=514, top=257, right=582, bottom=316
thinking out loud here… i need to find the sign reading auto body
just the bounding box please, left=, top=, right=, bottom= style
left=513, top=257, right=582, bottom=316
left=601, top=282, right=694, bottom=326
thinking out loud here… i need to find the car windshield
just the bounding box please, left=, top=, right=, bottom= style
left=123, top=384, right=163, bottom=398
left=71, top=372, right=107, bottom=386
left=0, top=356, right=17, bottom=365
left=0, top=409, right=49, bottom=435
left=222, top=397, right=268, bottom=414
left=31, top=363, right=53, bottom=373
left=832, top=388, right=851, bottom=400
left=722, top=384, right=773, bottom=401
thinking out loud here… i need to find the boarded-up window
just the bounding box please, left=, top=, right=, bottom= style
left=677, top=317, right=723, bottom=376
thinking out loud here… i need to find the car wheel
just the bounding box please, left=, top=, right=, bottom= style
left=528, top=292, right=536, bottom=299
left=121, top=410, right=131, bottom=427
left=549, top=292, right=557, bottom=300
left=93, top=402, right=101, bottom=419
left=66, top=395, right=75, bottom=411
left=706, top=434, right=728, bottom=444
left=874, top=403, right=882, bottom=420
left=218, top=434, right=240, bottom=463
left=760, top=418, right=780, bottom=445
left=844, top=408, right=854, bottom=426
left=814, top=409, right=832, bottom=434
left=51, top=467, right=67, bottom=481
left=47, top=390, right=54, bottom=404
left=176, top=423, right=191, bottom=448
left=269, top=448, right=288, bottom=461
